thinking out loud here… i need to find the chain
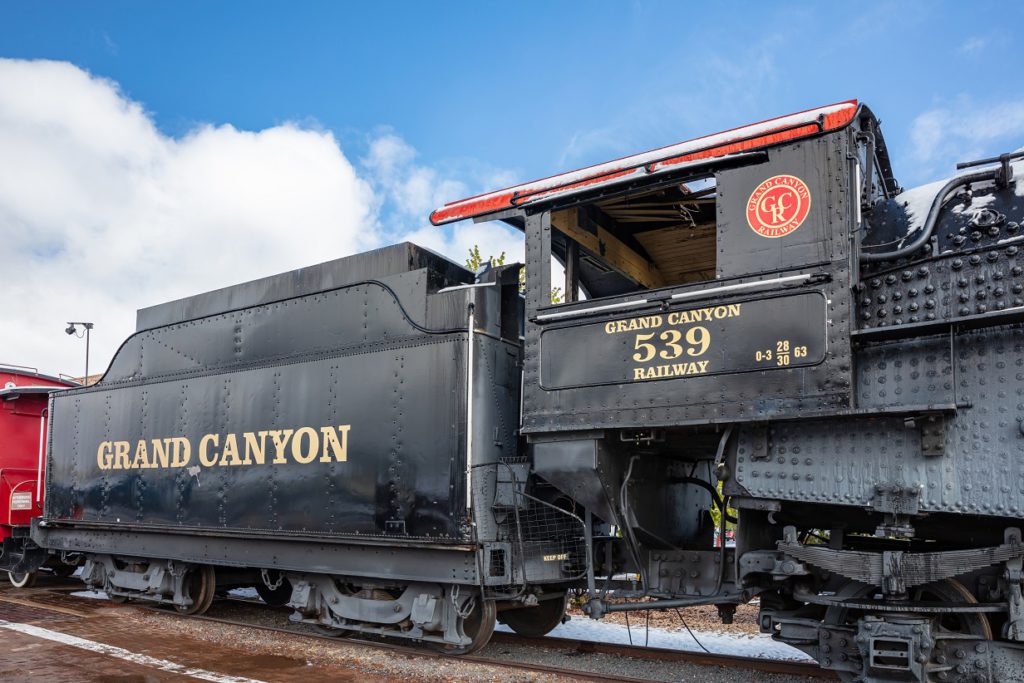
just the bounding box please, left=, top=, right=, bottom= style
left=260, top=569, right=284, bottom=589
left=450, top=585, right=476, bottom=619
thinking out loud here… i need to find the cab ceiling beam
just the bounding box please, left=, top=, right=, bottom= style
left=550, top=207, right=666, bottom=290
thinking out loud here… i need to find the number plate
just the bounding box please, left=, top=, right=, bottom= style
left=540, top=291, right=827, bottom=390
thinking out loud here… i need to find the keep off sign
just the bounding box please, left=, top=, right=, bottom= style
left=746, top=175, right=811, bottom=238
left=10, top=491, right=32, bottom=511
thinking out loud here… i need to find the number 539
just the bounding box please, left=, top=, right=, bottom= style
left=633, top=327, right=710, bottom=362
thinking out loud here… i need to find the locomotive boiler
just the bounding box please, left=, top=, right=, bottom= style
left=31, top=100, right=1024, bottom=681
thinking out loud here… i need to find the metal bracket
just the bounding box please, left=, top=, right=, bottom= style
left=904, top=413, right=947, bottom=457
left=870, top=484, right=920, bottom=538
left=919, top=413, right=947, bottom=457
left=870, top=484, right=920, bottom=516
left=746, top=426, right=770, bottom=461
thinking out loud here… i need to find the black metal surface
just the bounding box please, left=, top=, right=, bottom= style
left=715, top=137, right=840, bottom=280
left=135, top=242, right=471, bottom=330
left=33, top=525, right=479, bottom=584
left=41, top=245, right=521, bottom=552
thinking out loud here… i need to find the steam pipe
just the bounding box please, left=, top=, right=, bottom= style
left=861, top=169, right=998, bottom=263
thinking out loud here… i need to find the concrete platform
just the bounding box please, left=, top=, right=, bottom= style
left=0, top=579, right=379, bottom=683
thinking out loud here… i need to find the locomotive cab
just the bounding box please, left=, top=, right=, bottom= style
left=433, top=100, right=1024, bottom=681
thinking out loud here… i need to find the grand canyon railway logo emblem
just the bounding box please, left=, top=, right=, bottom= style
left=746, top=175, right=811, bottom=238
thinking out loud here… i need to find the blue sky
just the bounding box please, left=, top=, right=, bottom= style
left=2, top=1, right=1024, bottom=375
left=4, top=1, right=1022, bottom=189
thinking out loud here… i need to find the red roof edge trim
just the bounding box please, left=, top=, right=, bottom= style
left=430, top=99, right=859, bottom=226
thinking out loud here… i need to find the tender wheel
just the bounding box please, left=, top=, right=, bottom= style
left=175, top=565, right=216, bottom=615
left=434, top=595, right=496, bottom=655
left=7, top=571, right=37, bottom=589
left=255, top=571, right=292, bottom=606
left=497, top=595, right=567, bottom=638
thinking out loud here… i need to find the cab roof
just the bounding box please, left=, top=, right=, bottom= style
left=430, top=99, right=861, bottom=226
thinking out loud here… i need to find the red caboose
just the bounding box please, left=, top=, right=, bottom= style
left=0, top=365, right=76, bottom=586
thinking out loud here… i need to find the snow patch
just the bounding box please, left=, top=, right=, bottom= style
left=497, top=616, right=813, bottom=662
left=894, top=158, right=1024, bottom=243
left=895, top=178, right=949, bottom=240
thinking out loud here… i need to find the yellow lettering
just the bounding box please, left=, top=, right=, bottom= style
left=243, top=431, right=267, bottom=465
left=291, top=427, right=319, bottom=464
left=198, top=433, right=219, bottom=467
left=268, top=429, right=294, bottom=464
left=112, top=441, right=130, bottom=470
left=219, top=433, right=242, bottom=466
left=131, top=440, right=150, bottom=469
left=97, top=441, right=112, bottom=470
left=151, top=438, right=171, bottom=468
left=605, top=322, right=615, bottom=334
left=320, top=425, right=350, bottom=462
left=728, top=303, right=741, bottom=317
left=633, top=367, right=645, bottom=380
left=99, top=426, right=352, bottom=470
left=170, top=437, right=191, bottom=468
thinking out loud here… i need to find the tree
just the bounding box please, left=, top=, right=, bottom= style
left=466, top=246, right=561, bottom=303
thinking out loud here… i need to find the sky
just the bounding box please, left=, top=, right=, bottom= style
left=2, top=1, right=1023, bottom=377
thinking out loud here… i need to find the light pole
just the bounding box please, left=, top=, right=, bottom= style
left=65, top=322, right=94, bottom=384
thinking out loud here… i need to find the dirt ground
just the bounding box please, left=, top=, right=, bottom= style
left=565, top=597, right=761, bottom=635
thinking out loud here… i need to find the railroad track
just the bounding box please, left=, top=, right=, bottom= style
left=5, top=586, right=833, bottom=681
left=202, top=595, right=836, bottom=681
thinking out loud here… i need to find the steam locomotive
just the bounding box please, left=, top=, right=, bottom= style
left=12, top=100, right=1024, bottom=681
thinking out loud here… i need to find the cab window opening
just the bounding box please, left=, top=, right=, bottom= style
left=548, top=175, right=719, bottom=305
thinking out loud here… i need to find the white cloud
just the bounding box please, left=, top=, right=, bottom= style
left=1, top=59, right=519, bottom=380
left=959, top=36, right=987, bottom=54
left=0, top=59, right=522, bottom=379
left=362, top=130, right=525, bottom=274
left=363, top=133, right=468, bottom=220
left=908, top=97, right=1024, bottom=180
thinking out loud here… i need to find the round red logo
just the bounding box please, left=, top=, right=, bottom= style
left=745, top=175, right=811, bottom=238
